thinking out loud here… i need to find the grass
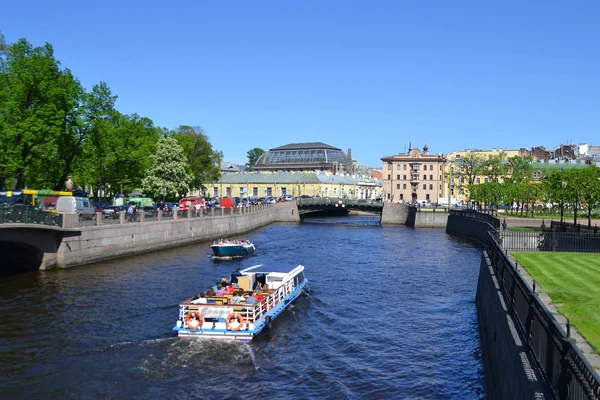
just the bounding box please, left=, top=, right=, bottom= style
left=512, top=252, right=600, bottom=353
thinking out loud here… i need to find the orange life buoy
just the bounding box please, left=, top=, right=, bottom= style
left=185, top=311, right=203, bottom=330
left=225, top=313, right=245, bottom=331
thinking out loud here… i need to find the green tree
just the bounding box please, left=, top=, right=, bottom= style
left=172, top=125, right=222, bottom=192
left=246, top=147, right=265, bottom=168
left=542, top=169, right=568, bottom=222
left=141, top=137, right=193, bottom=199
left=483, top=152, right=508, bottom=183
left=580, top=165, right=600, bottom=227
left=0, top=38, right=82, bottom=189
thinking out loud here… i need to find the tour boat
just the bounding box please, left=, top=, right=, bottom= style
left=173, top=264, right=309, bottom=341
left=211, top=239, right=256, bottom=258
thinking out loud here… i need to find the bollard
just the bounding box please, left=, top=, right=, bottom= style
left=187, top=209, right=192, bottom=219
left=96, top=212, right=103, bottom=226
left=221, top=207, right=224, bottom=216
left=139, top=211, right=145, bottom=222
left=211, top=207, right=214, bottom=217
left=157, top=209, right=162, bottom=221
left=174, top=208, right=178, bottom=220
left=119, top=211, right=125, bottom=224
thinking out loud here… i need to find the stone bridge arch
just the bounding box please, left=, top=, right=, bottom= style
left=0, top=225, right=80, bottom=274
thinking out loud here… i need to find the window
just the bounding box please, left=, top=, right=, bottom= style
left=403, top=165, right=407, bottom=170
left=387, top=193, right=390, bottom=199
left=403, top=174, right=406, bottom=180
left=397, top=165, right=401, bottom=170
left=429, top=184, right=433, bottom=190
left=451, top=188, right=455, bottom=196
left=461, top=167, right=465, bottom=172
left=226, top=187, right=232, bottom=197
left=400, top=194, right=404, bottom=200
left=476, top=177, right=480, bottom=184
left=439, top=175, right=442, bottom=180
left=460, top=177, right=464, bottom=184
left=423, top=175, right=427, bottom=180
left=388, top=164, right=391, bottom=170
left=252, top=187, right=258, bottom=197
left=439, top=185, right=442, bottom=190
left=451, top=166, right=454, bottom=172
left=397, top=175, right=400, bottom=180
left=403, top=184, right=407, bottom=189
left=213, top=187, right=218, bottom=196
left=424, top=165, right=427, bottom=171
left=426, top=194, right=430, bottom=200
left=387, top=174, right=390, bottom=180
left=266, top=187, right=272, bottom=196
left=430, top=175, right=433, bottom=180
left=281, top=187, right=287, bottom=195
left=423, top=184, right=426, bottom=190
left=484, top=177, right=488, bottom=183
left=333, top=188, right=338, bottom=196
left=396, top=184, right=400, bottom=189
left=430, top=165, right=433, bottom=170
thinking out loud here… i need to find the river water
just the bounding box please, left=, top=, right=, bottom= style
left=0, top=216, right=485, bottom=399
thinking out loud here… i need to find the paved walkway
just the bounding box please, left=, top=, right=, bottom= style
left=499, top=214, right=600, bottom=229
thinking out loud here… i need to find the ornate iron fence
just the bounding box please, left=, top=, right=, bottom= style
left=0, top=205, right=63, bottom=227
left=490, top=230, right=600, bottom=253
left=449, top=209, right=501, bottom=230
left=487, top=233, right=600, bottom=400
left=551, top=221, right=599, bottom=234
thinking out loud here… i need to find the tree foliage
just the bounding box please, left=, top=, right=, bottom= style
left=141, top=137, right=192, bottom=199
left=0, top=37, right=222, bottom=200
left=246, top=147, right=265, bottom=168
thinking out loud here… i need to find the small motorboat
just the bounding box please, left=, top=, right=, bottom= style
left=211, top=239, right=256, bottom=259
left=173, top=263, right=310, bottom=341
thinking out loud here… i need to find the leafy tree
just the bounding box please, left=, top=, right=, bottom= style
left=0, top=38, right=82, bottom=189
left=483, top=152, right=508, bottom=183
left=581, top=166, right=600, bottom=227
left=506, top=155, right=533, bottom=184
left=246, top=147, right=265, bottom=168
left=141, top=137, right=193, bottom=199
left=172, top=125, right=222, bottom=192
left=542, top=169, right=568, bottom=222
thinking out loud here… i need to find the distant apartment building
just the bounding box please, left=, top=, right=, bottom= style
left=381, top=143, right=445, bottom=204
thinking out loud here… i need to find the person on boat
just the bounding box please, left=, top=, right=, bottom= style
left=229, top=289, right=245, bottom=304
left=230, top=267, right=242, bottom=284
left=224, top=283, right=235, bottom=294
left=215, top=284, right=227, bottom=296
left=245, top=293, right=259, bottom=305
left=253, top=280, right=263, bottom=291
left=191, top=292, right=207, bottom=304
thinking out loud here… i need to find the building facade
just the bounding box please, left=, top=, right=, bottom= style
left=381, top=144, right=445, bottom=204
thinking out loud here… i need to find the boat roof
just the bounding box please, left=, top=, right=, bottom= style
left=241, top=263, right=302, bottom=274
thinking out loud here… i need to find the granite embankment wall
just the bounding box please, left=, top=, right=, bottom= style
left=55, top=202, right=299, bottom=268
left=381, top=203, right=447, bottom=228
left=447, top=216, right=552, bottom=399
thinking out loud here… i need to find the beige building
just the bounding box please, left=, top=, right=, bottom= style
left=443, top=148, right=520, bottom=202
left=193, top=172, right=382, bottom=200
left=381, top=144, right=446, bottom=204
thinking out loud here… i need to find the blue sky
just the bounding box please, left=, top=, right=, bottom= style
left=2, top=1, right=599, bottom=167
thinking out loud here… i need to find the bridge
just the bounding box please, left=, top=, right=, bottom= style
left=296, top=198, right=383, bottom=215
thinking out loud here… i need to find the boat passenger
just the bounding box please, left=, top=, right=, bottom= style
left=224, top=284, right=235, bottom=294
left=215, top=284, right=227, bottom=296
left=245, top=294, right=259, bottom=305
left=229, top=289, right=245, bottom=304
left=230, top=267, right=242, bottom=284
left=191, top=292, right=207, bottom=304
left=253, top=280, right=263, bottom=291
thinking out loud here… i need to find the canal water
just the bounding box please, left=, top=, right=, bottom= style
left=0, top=216, right=485, bottom=399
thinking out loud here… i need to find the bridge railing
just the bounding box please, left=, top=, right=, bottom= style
left=0, top=205, right=63, bottom=227
left=297, top=198, right=383, bottom=207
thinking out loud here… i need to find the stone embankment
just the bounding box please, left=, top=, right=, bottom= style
left=56, top=202, right=299, bottom=268
left=380, top=202, right=448, bottom=228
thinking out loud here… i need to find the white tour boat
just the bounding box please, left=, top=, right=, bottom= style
left=173, top=263, right=309, bottom=341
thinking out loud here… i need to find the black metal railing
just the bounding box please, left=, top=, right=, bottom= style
left=490, top=230, right=600, bottom=253
left=297, top=198, right=383, bottom=207
left=487, top=233, right=600, bottom=400
left=0, top=205, right=63, bottom=227
left=449, top=209, right=501, bottom=230
left=551, top=221, right=600, bottom=234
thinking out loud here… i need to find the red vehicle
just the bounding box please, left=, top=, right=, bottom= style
left=178, top=196, right=206, bottom=211
left=219, top=197, right=234, bottom=209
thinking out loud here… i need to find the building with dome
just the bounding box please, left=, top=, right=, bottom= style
left=251, top=142, right=355, bottom=174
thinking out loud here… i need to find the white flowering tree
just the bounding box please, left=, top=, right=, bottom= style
left=141, top=137, right=193, bottom=200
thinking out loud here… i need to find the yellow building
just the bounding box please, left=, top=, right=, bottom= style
left=193, top=172, right=382, bottom=200
left=443, top=148, right=521, bottom=202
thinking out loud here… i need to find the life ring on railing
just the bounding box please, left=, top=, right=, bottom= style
left=225, top=313, right=245, bottom=331
left=185, top=311, right=203, bottom=330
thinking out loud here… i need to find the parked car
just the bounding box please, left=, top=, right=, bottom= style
left=142, top=206, right=157, bottom=218
left=103, top=205, right=124, bottom=219
left=92, top=201, right=111, bottom=210
left=265, top=197, right=277, bottom=204
left=56, top=196, right=96, bottom=220
left=282, top=194, right=294, bottom=201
